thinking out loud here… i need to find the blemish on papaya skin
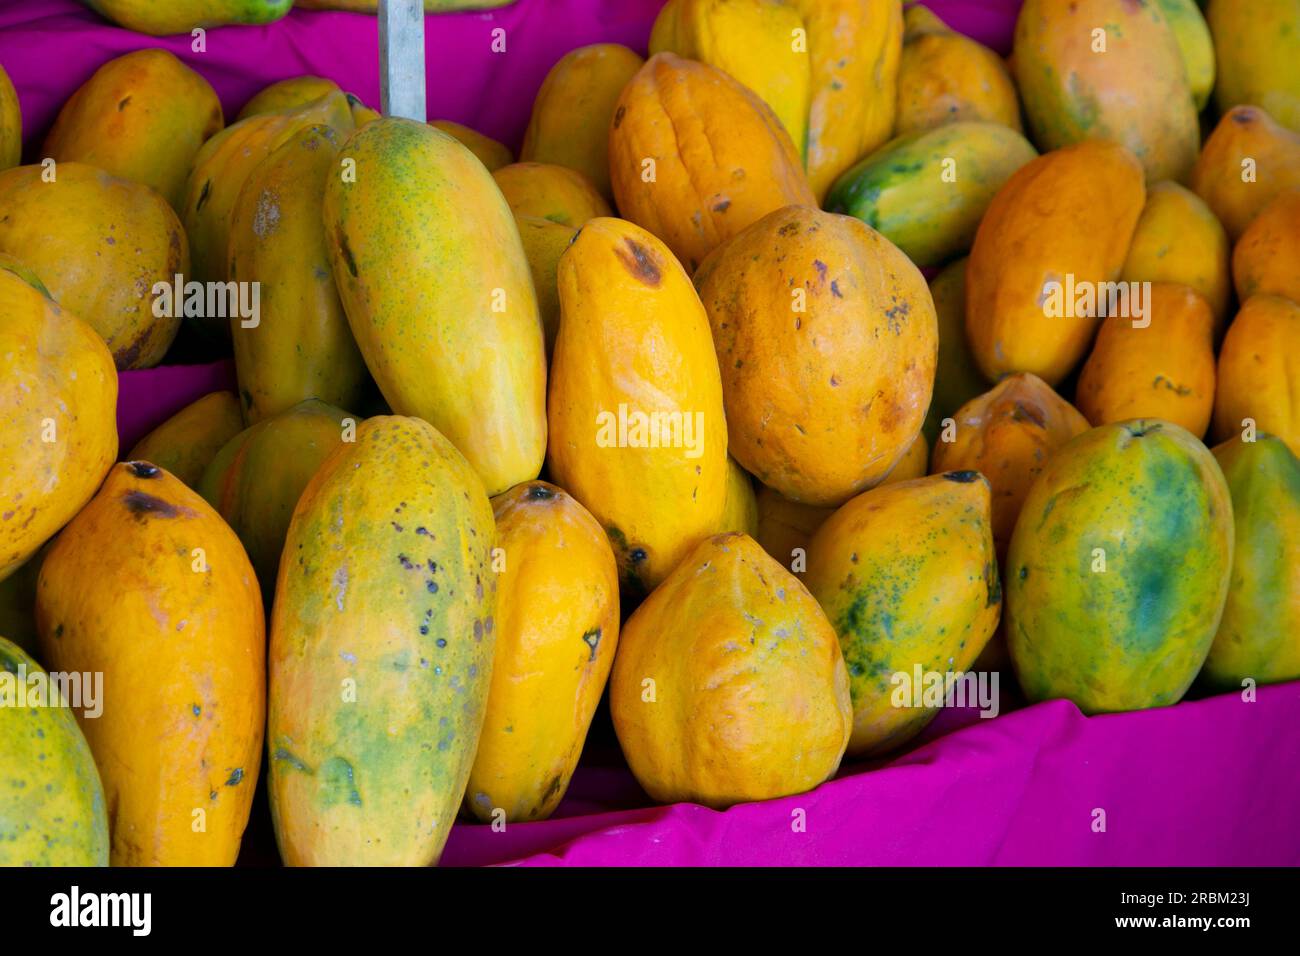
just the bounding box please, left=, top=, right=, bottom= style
left=1011, top=401, right=1048, bottom=428
left=225, top=768, right=244, bottom=787
left=272, top=748, right=313, bottom=774
left=944, top=470, right=981, bottom=483
left=121, top=490, right=184, bottom=520
left=615, top=238, right=661, bottom=286
left=712, top=198, right=731, bottom=213
left=336, top=228, right=359, bottom=278
left=613, top=105, right=626, bottom=129
left=582, top=627, right=601, bottom=663
left=195, top=179, right=212, bottom=212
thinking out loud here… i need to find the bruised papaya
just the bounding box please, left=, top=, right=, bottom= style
left=1192, top=106, right=1300, bottom=240
left=268, top=417, right=496, bottom=867
left=611, top=533, right=851, bottom=808
left=1006, top=420, right=1233, bottom=713
left=126, top=390, right=244, bottom=488
left=754, top=484, right=832, bottom=571
left=464, top=481, right=618, bottom=823
left=492, top=162, right=611, bottom=227
left=324, top=119, right=546, bottom=497
left=1207, top=0, right=1300, bottom=133
left=0, top=63, right=21, bottom=170
left=515, top=215, right=576, bottom=359
left=237, top=76, right=340, bottom=122
left=84, top=0, right=293, bottom=34
left=922, top=258, right=987, bottom=442
left=1213, top=295, right=1300, bottom=457
left=431, top=120, right=513, bottom=172
left=36, top=462, right=265, bottom=866
left=1232, top=188, right=1300, bottom=306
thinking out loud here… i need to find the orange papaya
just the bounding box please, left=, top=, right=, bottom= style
left=431, top=120, right=513, bottom=172
left=1232, top=188, right=1300, bottom=306
left=491, top=162, right=611, bottom=227
left=237, top=76, right=341, bottom=122
left=1213, top=295, right=1300, bottom=457
left=754, top=483, right=833, bottom=571
left=1191, top=106, right=1300, bottom=241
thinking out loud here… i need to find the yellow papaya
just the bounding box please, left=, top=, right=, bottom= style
left=0, top=63, right=21, bottom=170
left=126, top=390, right=244, bottom=489
left=1156, top=0, right=1216, bottom=112
left=431, top=119, right=513, bottom=172
left=464, top=480, right=619, bottom=823
left=323, top=119, right=546, bottom=496
left=84, top=0, right=293, bottom=34
left=268, top=416, right=496, bottom=867
left=610, top=533, right=851, bottom=808
left=754, top=483, right=833, bottom=571
left=0, top=252, right=50, bottom=297
left=922, top=258, right=988, bottom=442
left=1191, top=106, right=1300, bottom=241
left=237, top=76, right=341, bottom=122
left=1232, top=188, right=1300, bottom=306
left=36, top=461, right=265, bottom=866
left=492, top=161, right=612, bottom=227
left=547, top=217, right=728, bottom=592
left=880, top=433, right=929, bottom=486
left=1207, top=0, right=1300, bottom=133
left=515, top=215, right=576, bottom=360
left=1213, top=295, right=1300, bottom=457
left=804, top=472, right=1001, bottom=757
left=717, top=457, right=759, bottom=537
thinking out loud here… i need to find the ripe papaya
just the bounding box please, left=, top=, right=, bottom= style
left=1213, top=295, right=1300, bottom=457
left=491, top=162, right=611, bottom=227
left=431, top=120, right=513, bottom=172
left=754, top=484, right=832, bottom=571
left=922, top=258, right=987, bottom=443
left=43, top=49, right=223, bottom=211
left=520, top=43, right=644, bottom=198
left=237, top=76, right=341, bottom=122
left=611, top=533, right=851, bottom=808
left=0, top=637, right=109, bottom=866
left=805, top=472, right=1000, bottom=757
left=268, top=416, right=496, bottom=867
left=880, top=434, right=928, bottom=486
left=1191, top=106, right=1300, bottom=240
left=324, top=119, right=546, bottom=497
left=965, top=140, right=1146, bottom=386
left=1202, top=435, right=1300, bottom=688
left=608, top=52, right=815, bottom=273
left=0, top=63, right=21, bottom=171
left=0, top=271, right=117, bottom=583
left=84, top=0, right=293, bottom=34
left=1155, top=0, right=1216, bottom=111
left=127, top=390, right=244, bottom=489
left=547, top=217, right=728, bottom=592
left=693, top=205, right=936, bottom=506
left=1207, top=0, right=1300, bottom=133
left=1006, top=420, right=1233, bottom=713
left=0, top=162, right=188, bottom=369
left=515, top=215, right=576, bottom=360
left=0, top=253, right=48, bottom=296
left=1232, top=188, right=1300, bottom=306
left=825, top=121, right=1037, bottom=268
left=717, top=457, right=760, bottom=537
left=228, top=124, right=369, bottom=424
left=464, top=481, right=618, bottom=823
left=36, top=461, right=265, bottom=866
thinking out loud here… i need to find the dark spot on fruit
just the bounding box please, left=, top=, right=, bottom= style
left=944, top=470, right=980, bottom=483
left=416, top=526, right=431, bottom=536
left=1019, top=566, right=1028, bottom=580
left=615, top=238, right=661, bottom=286
left=778, top=221, right=799, bottom=236
left=630, top=548, right=647, bottom=563
left=392, top=522, right=403, bottom=532
left=398, top=554, right=415, bottom=569
left=830, top=280, right=843, bottom=298
left=426, top=579, right=438, bottom=594
left=984, top=561, right=1001, bottom=608
left=122, top=490, right=179, bottom=519
left=337, top=229, right=359, bottom=278
left=526, top=483, right=553, bottom=500
left=582, top=627, right=601, bottom=662
left=712, top=198, right=731, bottom=213
left=195, top=179, right=212, bottom=212
left=225, top=768, right=244, bottom=787
left=613, top=105, right=625, bottom=129
left=1011, top=401, right=1047, bottom=429
left=813, top=259, right=827, bottom=278
left=127, top=461, right=161, bottom=479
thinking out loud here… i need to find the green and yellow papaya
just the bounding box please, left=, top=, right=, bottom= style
left=83, top=0, right=293, bottom=34
left=922, top=258, right=987, bottom=443
left=1156, top=0, right=1216, bottom=111
left=1207, top=0, right=1300, bottom=132
left=237, top=76, right=341, bottom=122
left=515, top=215, right=576, bottom=360
left=127, top=391, right=243, bottom=489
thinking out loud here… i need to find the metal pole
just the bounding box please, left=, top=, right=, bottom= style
left=378, top=0, right=426, bottom=121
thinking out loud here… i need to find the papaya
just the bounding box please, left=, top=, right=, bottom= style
left=323, top=119, right=546, bottom=496
left=1191, top=106, right=1300, bottom=240
left=1120, top=181, right=1232, bottom=332
left=922, top=258, right=987, bottom=443
left=547, top=217, right=727, bottom=592
left=930, top=373, right=1090, bottom=559
left=83, top=0, right=293, bottom=34
left=754, top=483, right=832, bottom=571
left=610, top=533, right=851, bottom=808
left=825, top=121, right=1037, bottom=268
left=431, top=120, right=513, bottom=172
left=1207, top=0, right=1300, bottom=133
left=693, top=204, right=936, bottom=507
left=0, top=252, right=50, bottom=298
left=880, top=433, right=928, bottom=485
left=1013, top=0, right=1199, bottom=183
left=1006, top=420, right=1233, bottom=714
left=491, top=162, right=611, bottom=227
left=520, top=43, right=644, bottom=198
left=965, top=140, right=1146, bottom=386
left=237, top=76, right=341, bottom=122
left=0, top=271, right=118, bottom=583
left=515, top=215, right=576, bottom=360
left=1202, top=435, right=1300, bottom=688
left=126, top=390, right=244, bottom=489
left=43, top=49, right=223, bottom=212
left=1213, top=295, right=1300, bottom=457
left=268, top=416, right=496, bottom=867
left=36, top=461, right=265, bottom=866
left=648, top=0, right=810, bottom=160
left=1232, top=188, right=1300, bottom=306
left=0, top=637, right=110, bottom=866
left=0, top=63, right=21, bottom=170
left=0, top=162, right=188, bottom=369
left=608, top=52, right=816, bottom=273
left=199, top=399, right=352, bottom=601
left=895, top=4, right=1022, bottom=136
left=804, top=472, right=1001, bottom=757
left=228, top=124, right=369, bottom=424
left=717, top=457, right=760, bottom=537
left=464, top=481, right=619, bottom=823
left=1155, top=0, right=1216, bottom=111
left=1075, top=283, right=1217, bottom=437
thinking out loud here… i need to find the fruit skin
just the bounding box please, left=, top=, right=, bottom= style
left=649, top=0, right=810, bottom=161
left=922, top=258, right=987, bottom=442
left=880, top=433, right=928, bottom=485
left=1013, top=0, right=1199, bottom=183
left=0, top=63, right=22, bottom=170
left=965, top=140, right=1146, bottom=386
left=1207, top=0, right=1300, bottom=133
left=1006, top=420, right=1233, bottom=714
left=1213, top=295, right=1300, bottom=457
left=515, top=215, right=576, bottom=360
left=717, top=457, right=759, bottom=536
left=238, top=76, right=341, bottom=122
left=694, top=205, right=936, bottom=507
left=228, top=124, right=368, bottom=425
left=464, top=481, right=619, bottom=823
left=547, top=217, right=727, bottom=592
left=1192, top=106, right=1300, bottom=241
left=1202, top=435, right=1300, bottom=688
left=804, top=472, right=1001, bottom=757
left=1120, top=181, right=1231, bottom=332
left=610, top=533, right=851, bottom=809
left=1155, top=0, right=1216, bottom=111
left=895, top=4, right=1022, bottom=136
left=754, top=485, right=832, bottom=570
left=431, top=120, right=513, bottom=172
left=0, top=162, right=188, bottom=370
left=127, top=390, right=244, bottom=489
left=268, top=416, right=496, bottom=867
left=1076, top=283, right=1217, bottom=438
left=1232, top=188, right=1300, bottom=306
left=491, top=162, right=611, bottom=227
left=825, top=121, right=1037, bottom=268
left=0, top=637, right=110, bottom=867
left=608, top=52, right=816, bottom=273
left=199, top=399, right=352, bottom=602
left=0, top=271, right=118, bottom=583
left=0, top=253, right=47, bottom=296
left=324, top=119, right=546, bottom=497
left=43, top=49, right=223, bottom=211
left=84, top=0, right=293, bottom=34
left=520, top=43, right=644, bottom=198
left=36, top=461, right=265, bottom=866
